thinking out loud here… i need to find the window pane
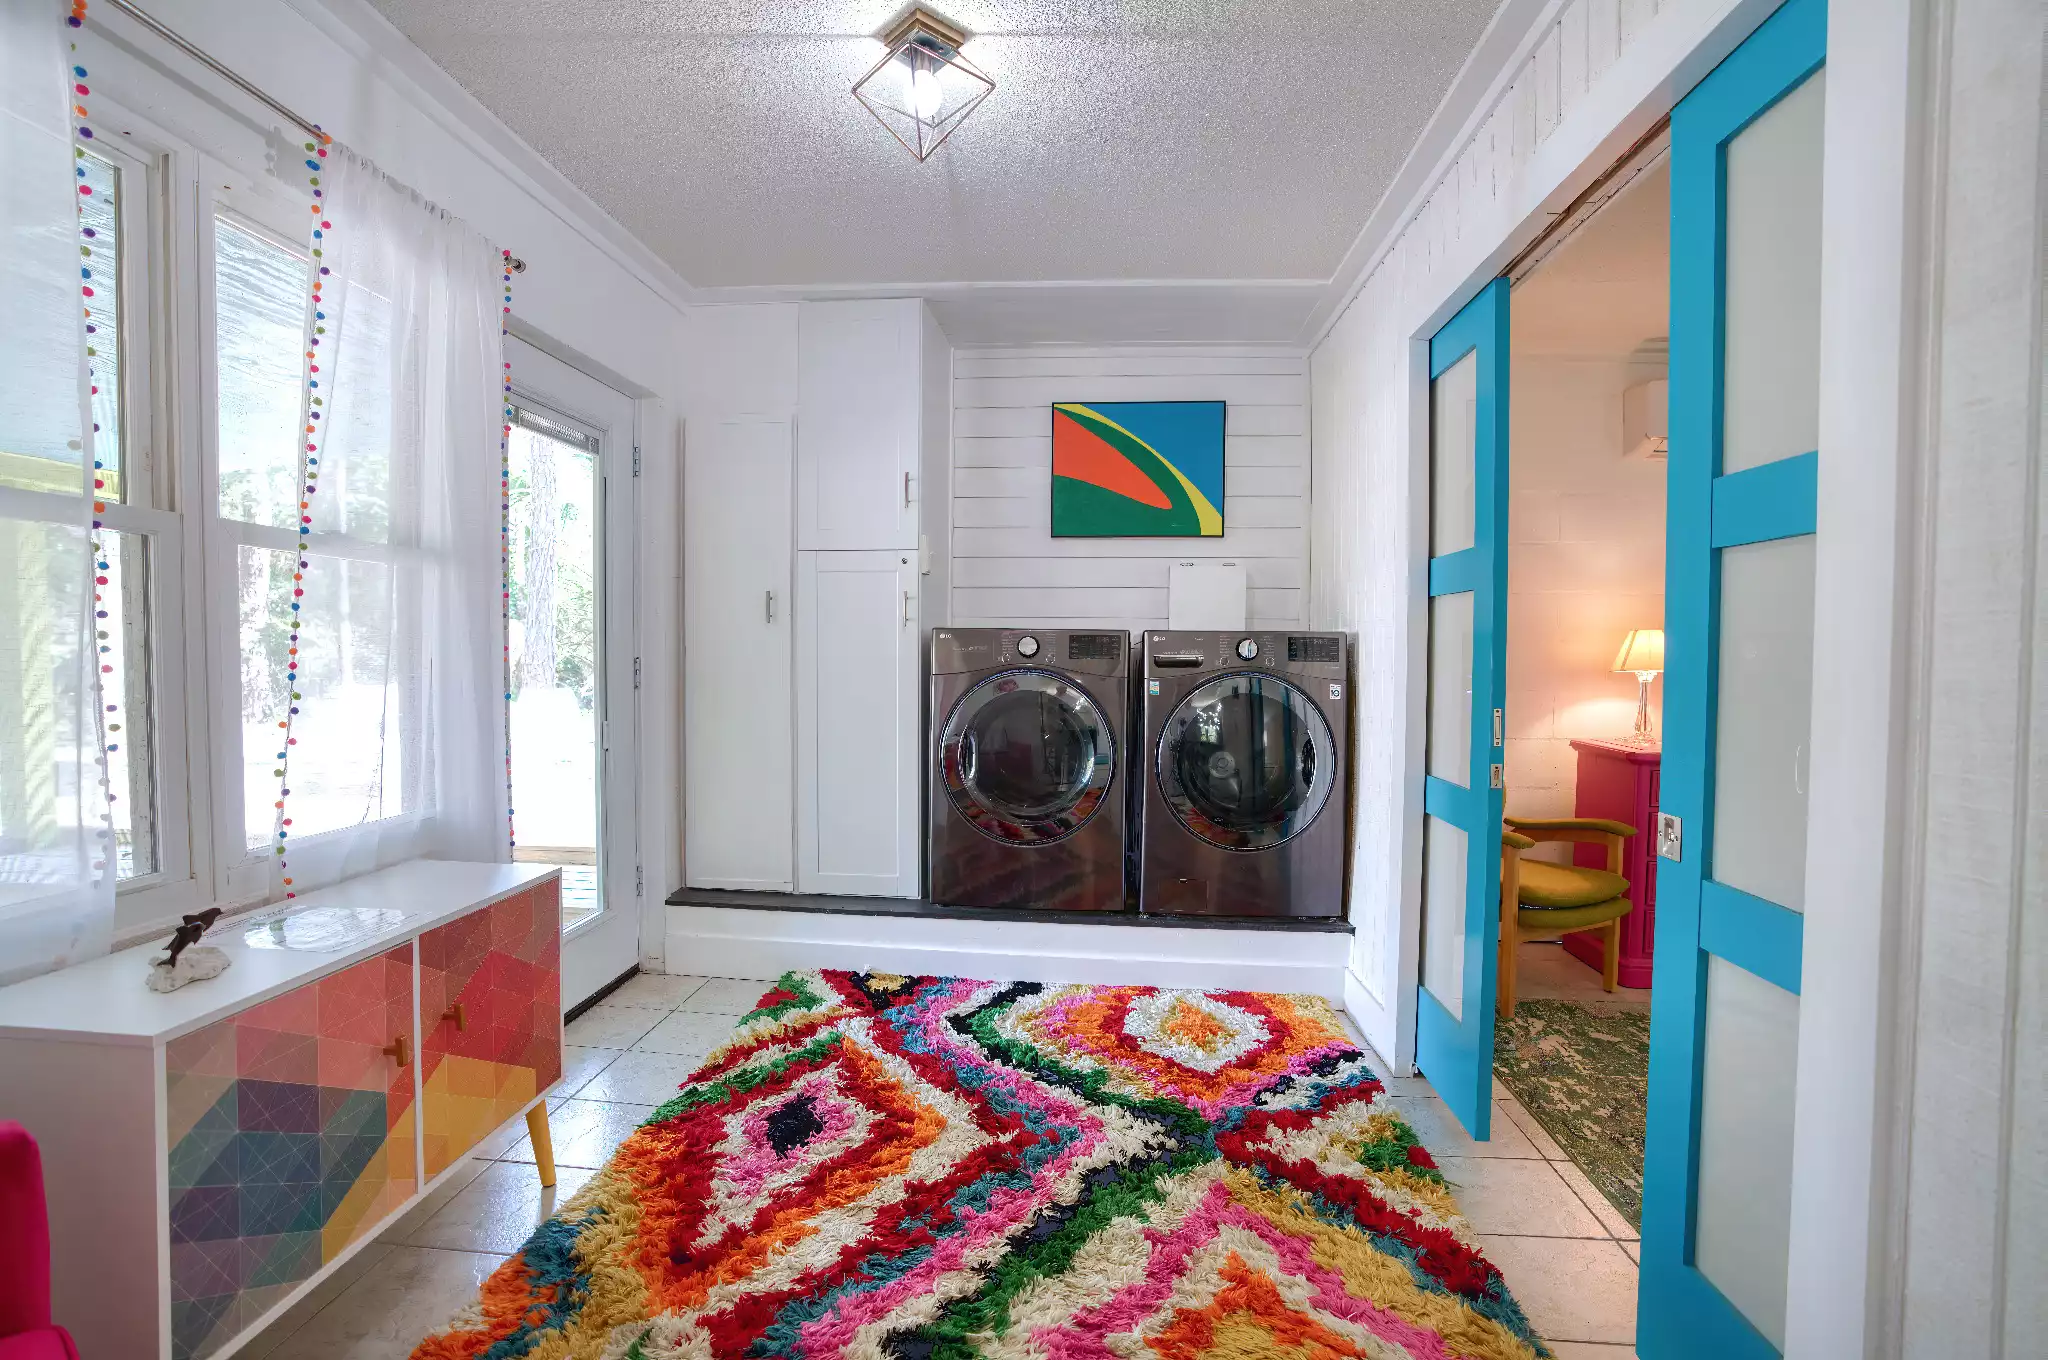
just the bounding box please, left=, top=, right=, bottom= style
left=0, top=519, right=95, bottom=882
left=1431, top=351, right=1478, bottom=555
left=507, top=422, right=601, bottom=930
left=238, top=546, right=405, bottom=848
left=80, top=153, right=125, bottom=502
left=99, top=531, right=157, bottom=878
left=215, top=218, right=308, bottom=528
left=1712, top=535, right=1815, bottom=910
left=1694, top=955, right=1799, bottom=1347
left=313, top=265, right=399, bottom=542
left=1721, top=70, right=1824, bottom=474
left=1428, top=590, right=1474, bottom=785
left=1421, top=815, right=1467, bottom=1021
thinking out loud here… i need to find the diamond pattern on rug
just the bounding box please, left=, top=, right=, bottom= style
left=412, top=970, right=1552, bottom=1360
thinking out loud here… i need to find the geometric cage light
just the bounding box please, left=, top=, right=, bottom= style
left=852, top=6, right=994, bottom=162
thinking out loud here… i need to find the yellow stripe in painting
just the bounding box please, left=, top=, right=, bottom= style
left=1054, top=404, right=1224, bottom=535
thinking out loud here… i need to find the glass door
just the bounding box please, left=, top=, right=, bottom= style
left=505, top=338, right=639, bottom=1007
left=1413, top=277, right=1510, bottom=1140
left=939, top=671, right=1116, bottom=845
left=1640, top=1, right=1823, bottom=1354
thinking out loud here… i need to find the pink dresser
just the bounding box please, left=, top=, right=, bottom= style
left=1562, top=739, right=1659, bottom=988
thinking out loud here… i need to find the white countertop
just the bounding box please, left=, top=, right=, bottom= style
left=0, top=860, right=559, bottom=1047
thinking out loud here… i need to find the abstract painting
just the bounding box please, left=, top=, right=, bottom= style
left=1050, top=400, right=1225, bottom=537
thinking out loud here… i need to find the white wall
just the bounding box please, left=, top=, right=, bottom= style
left=949, top=347, right=1309, bottom=635
left=88, top=0, right=688, bottom=948
left=1307, top=0, right=1776, bottom=1067
left=1505, top=356, right=1666, bottom=848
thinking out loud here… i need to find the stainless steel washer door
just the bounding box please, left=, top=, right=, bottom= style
left=1157, top=671, right=1334, bottom=850
left=940, top=669, right=1117, bottom=845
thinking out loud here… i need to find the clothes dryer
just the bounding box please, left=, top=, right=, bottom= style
left=1138, top=631, right=1347, bottom=918
left=929, top=628, right=1130, bottom=912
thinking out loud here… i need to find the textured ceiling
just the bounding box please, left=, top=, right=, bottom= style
left=1512, top=163, right=1669, bottom=359
left=369, top=0, right=1502, bottom=289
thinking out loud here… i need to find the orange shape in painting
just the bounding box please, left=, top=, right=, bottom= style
left=1053, top=411, right=1171, bottom=509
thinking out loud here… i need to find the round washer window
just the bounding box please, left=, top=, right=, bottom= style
left=939, top=669, right=1116, bottom=845
left=1156, top=671, right=1334, bottom=851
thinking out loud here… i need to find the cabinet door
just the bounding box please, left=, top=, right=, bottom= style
left=685, top=416, right=795, bottom=890
left=797, top=300, right=921, bottom=551
left=795, top=550, right=921, bottom=896
left=164, top=944, right=416, bottom=1359
left=419, top=880, right=565, bottom=1177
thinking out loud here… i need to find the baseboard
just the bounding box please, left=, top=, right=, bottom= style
left=665, top=904, right=1348, bottom=996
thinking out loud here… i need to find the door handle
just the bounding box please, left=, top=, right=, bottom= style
left=765, top=589, right=776, bottom=623
left=442, top=1002, right=466, bottom=1032
left=902, top=590, right=912, bottom=626
left=904, top=470, right=912, bottom=508
left=382, top=1034, right=411, bottom=1068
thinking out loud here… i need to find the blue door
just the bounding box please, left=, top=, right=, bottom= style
left=1413, top=278, right=1509, bottom=1140
left=1639, top=0, right=1824, bottom=1354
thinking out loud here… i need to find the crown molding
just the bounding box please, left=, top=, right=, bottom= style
left=1296, top=0, right=1565, bottom=348
left=284, top=0, right=696, bottom=313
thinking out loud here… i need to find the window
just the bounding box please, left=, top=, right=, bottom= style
left=74, top=142, right=175, bottom=888
left=212, top=214, right=416, bottom=854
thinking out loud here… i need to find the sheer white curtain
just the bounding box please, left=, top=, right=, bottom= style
left=270, top=147, right=509, bottom=894
left=0, top=0, right=115, bottom=982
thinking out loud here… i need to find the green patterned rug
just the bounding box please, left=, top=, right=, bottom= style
left=1493, top=999, right=1649, bottom=1229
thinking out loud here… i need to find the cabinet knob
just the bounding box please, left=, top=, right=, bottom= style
left=442, top=1001, right=466, bottom=1032
left=382, top=1034, right=412, bottom=1068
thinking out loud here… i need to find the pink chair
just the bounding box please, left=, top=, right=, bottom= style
left=0, top=1123, right=80, bottom=1360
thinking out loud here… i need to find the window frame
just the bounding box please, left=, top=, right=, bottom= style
left=199, top=168, right=434, bottom=899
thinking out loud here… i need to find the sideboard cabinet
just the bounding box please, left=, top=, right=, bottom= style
left=0, top=861, right=561, bottom=1360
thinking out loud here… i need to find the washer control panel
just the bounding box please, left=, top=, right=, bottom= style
left=1015, top=634, right=1040, bottom=658
left=1235, top=638, right=1259, bottom=661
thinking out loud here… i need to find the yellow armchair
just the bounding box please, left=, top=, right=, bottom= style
left=1497, top=816, right=1639, bottom=1018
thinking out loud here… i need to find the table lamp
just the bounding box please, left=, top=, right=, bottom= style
left=1613, top=628, right=1664, bottom=745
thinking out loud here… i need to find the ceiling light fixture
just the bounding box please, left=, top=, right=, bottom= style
left=853, top=6, right=993, bottom=163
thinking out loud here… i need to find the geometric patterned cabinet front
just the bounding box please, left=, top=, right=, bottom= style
left=418, top=879, right=562, bottom=1176
left=164, top=943, right=417, bottom=1360
left=0, top=862, right=561, bottom=1360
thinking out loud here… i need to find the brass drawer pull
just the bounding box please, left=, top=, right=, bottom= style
left=442, top=1001, right=466, bottom=1032
left=382, top=1034, right=411, bottom=1068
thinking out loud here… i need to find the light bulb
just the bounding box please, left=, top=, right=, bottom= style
left=909, top=64, right=944, bottom=121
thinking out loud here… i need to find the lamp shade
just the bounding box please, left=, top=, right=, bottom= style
left=1612, top=628, right=1665, bottom=673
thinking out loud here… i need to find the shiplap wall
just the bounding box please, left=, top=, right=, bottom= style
left=949, top=347, right=1310, bottom=634
left=1309, top=0, right=1765, bottom=1057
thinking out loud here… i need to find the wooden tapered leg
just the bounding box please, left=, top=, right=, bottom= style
left=1602, top=918, right=1622, bottom=992
left=526, top=1100, right=556, bottom=1188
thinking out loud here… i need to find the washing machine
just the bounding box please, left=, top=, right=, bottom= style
left=1138, top=631, right=1347, bottom=918
left=930, top=628, right=1131, bottom=912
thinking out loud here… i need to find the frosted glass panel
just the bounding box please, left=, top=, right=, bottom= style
left=1722, top=70, right=1824, bottom=474
left=1421, top=816, right=1468, bottom=1020
left=1694, top=956, right=1799, bottom=1348
left=1428, top=591, right=1474, bottom=784
left=1713, top=536, right=1814, bottom=909
left=1431, top=351, right=1477, bottom=555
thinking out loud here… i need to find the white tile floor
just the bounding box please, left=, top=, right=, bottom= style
left=245, top=974, right=1640, bottom=1358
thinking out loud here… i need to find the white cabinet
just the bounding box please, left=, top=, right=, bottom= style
left=797, top=300, right=923, bottom=551
left=795, top=550, right=921, bottom=896
left=684, top=417, right=794, bottom=890
left=681, top=300, right=944, bottom=902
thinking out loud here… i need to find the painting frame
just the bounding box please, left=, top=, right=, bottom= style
left=1049, top=399, right=1227, bottom=538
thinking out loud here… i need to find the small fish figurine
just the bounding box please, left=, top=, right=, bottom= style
left=162, top=906, right=224, bottom=968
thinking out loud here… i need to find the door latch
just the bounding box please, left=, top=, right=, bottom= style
left=1492, top=708, right=1503, bottom=747
left=1658, top=812, right=1683, bottom=861
left=1489, top=763, right=1504, bottom=790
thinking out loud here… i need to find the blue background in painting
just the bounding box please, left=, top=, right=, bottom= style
left=1086, top=401, right=1225, bottom=508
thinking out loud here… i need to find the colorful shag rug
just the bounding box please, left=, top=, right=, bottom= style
left=1492, top=999, right=1649, bottom=1229
left=412, top=971, right=1553, bottom=1359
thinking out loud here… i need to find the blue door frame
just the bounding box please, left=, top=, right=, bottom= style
left=1414, top=277, right=1509, bottom=1141
left=1639, top=0, right=1823, bottom=1354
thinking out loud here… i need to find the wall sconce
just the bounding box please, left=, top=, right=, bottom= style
left=853, top=7, right=994, bottom=162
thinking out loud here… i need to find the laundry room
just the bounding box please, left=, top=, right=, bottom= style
left=673, top=319, right=1357, bottom=995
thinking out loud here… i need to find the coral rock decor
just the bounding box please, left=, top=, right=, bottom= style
left=413, top=971, right=1552, bottom=1360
